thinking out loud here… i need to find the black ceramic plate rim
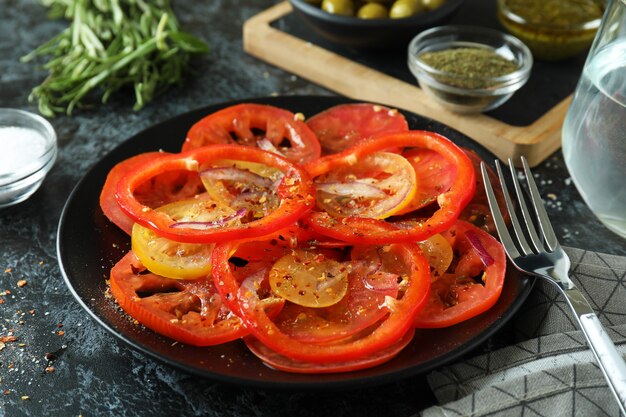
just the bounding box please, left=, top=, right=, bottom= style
left=57, top=95, right=533, bottom=390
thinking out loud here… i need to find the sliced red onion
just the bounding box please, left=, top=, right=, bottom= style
left=352, top=259, right=382, bottom=276
left=200, top=167, right=272, bottom=189
left=170, top=208, right=247, bottom=230
left=351, top=257, right=397, bottom=293
left=257, top=138, right=285, bottom=156
left=465, top=231, right=495, bottom=267
left=231, top=191, right=263, bottom=204
left=316, top=182, right=386, bottom=199
left=230, top=191, right=277, bottom=217
left=364, top=271, right=399, bottom=293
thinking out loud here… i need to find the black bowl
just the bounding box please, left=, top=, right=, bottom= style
left=289, top=0, right=465, bottom=49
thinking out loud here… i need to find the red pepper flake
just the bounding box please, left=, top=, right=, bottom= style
left=0, top=336, right=18, bottom=343
left=17, top=280, right=27, bottom=288
left=0, top=299, right=4, bottom=305
left=57, top=323, right=63, bottom=328
left=3, top=390, right=10, bottom=395
left=4, top=268, right=11, bottom=274
left=57, top=330, right=65, bottom=336
left=45, top=366, right=55, bottom=373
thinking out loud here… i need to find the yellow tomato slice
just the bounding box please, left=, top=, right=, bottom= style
left=418, top=233, right=453, bottom=281
left=131, top=198, right=239, bottom=280
left=314, top=152, right=416, bottom=219
left=199, top=159, right=282, bottom=216
left=214, top=159, right=283, bottom=179
left=269, top=249, right=349, bottom=308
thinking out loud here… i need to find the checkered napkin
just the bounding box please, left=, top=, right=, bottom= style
left=422, top=247, right=626, bottom=417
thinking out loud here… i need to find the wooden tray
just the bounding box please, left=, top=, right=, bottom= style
left=243, top=1, right=584, bottom=166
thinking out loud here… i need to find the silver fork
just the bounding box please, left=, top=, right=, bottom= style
left=481, top=156, right=626, bottom=416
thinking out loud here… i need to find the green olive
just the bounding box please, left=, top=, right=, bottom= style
left=389, top=0, right=426, bottom=18
left=357, top=2, right=388, bottom=18
left=420, top=0, right=446, bottom=10
left=321, top=0, right=356, bottom=16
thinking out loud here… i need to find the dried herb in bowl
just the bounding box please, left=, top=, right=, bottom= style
left=21, top=0, right=209, bottom=117
left=408, top=25, right=532, bottom=113
left=419, top=47, right=519, bottom=89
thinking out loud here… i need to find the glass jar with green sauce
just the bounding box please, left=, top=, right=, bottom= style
left=497, top=0, right=604, bottom=61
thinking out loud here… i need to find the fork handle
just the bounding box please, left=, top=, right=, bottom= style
left=563, top=287, right=626, bottom=415
left=579, top=313, right=626, bottom=416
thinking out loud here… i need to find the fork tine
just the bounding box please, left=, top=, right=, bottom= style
left=494, top=160, right=534, bottom=256
left=521, top=157, right=559, bottom=251
left=480, top=162, right=521, bottom=259
left=507, top=158, right=545, bottom=253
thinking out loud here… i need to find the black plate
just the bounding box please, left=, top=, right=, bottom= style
left=57, top=95, right=532, bottom=390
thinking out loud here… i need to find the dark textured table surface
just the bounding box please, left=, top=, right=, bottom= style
left=1, top=1, right=625, bottom=416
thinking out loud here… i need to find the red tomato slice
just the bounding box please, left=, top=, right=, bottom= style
left=100, top=152, right=163, bottom=235
left=243, top=328, right=415, bottom=374
left=306, top=103, right=409, bottom=155
left=458, top=148, right=510, bottom=235
left=303, top=131, right=476, bottom=244
left=115, top=145, right=315, bottom=244
left=109, top=251, right=247, bottom=346
left=211, top=235, right=431, bottom=364
left=396, top=148, right=458, bottom=214
left=100, top=152, right=207, bottom=235
left=413, top=220, right=506, bottom=328
left=183, top=103, right=321, bottom=165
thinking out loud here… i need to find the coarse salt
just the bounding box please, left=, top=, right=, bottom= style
left=0, top=127, right=47, bottom=176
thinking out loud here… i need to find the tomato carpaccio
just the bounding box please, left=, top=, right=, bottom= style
left=99, top=101, right=508, bottom=374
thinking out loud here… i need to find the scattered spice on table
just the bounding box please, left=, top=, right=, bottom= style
left=419, top=47, right=518, bottom=88
left=0, top=336, right=18, bottom=344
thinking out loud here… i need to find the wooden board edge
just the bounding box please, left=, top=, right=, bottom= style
left=243, top=1, right=566, bottom=167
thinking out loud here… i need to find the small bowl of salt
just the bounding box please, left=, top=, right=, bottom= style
left=0, top=109, right=57, bottom=208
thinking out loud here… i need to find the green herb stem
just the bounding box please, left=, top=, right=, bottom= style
left=22, top=0, right=209, bottom=116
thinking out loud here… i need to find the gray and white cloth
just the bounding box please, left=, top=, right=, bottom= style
left=422, top=247, right=626, bottom=417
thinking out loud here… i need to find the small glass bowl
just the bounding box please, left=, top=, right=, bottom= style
left=497, top=0, right=603, bottom=61
left=408, top=25, right=533, bottom=114
left=0, top=109, right=57, bottom=208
